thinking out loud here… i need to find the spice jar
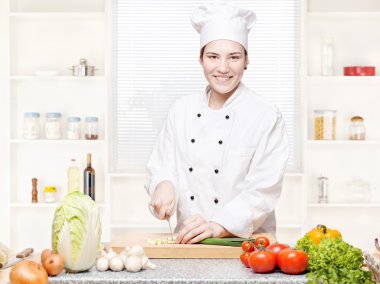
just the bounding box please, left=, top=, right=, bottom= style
left=349, top=116, right=365, bottom=140
left=314, top=110, right=336, bottom=140
left=23, top=112, right=40, bottom=139
left=317, top=175, right=329, bottom=203
left=67, top=116, right=81, bottom=140
left=43, top=186, right=57, bottom=203
left=85, top=116, right=99, bottom=140
left=45, top=112, right=62, bottom=139
left=346, top=177, right=371, bottom=203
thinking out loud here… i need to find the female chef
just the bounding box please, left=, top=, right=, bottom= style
left=145, top=1, right=289, bottom=244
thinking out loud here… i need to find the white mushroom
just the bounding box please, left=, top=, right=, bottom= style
left=125, top=255, right=143, bottom=272
left=105, top=249, right=117, bottom=260
left=109, top=255, right=124, bottom=272
left=142, top=256, right=156, bottom=270
left=95, top=256, right=109, bottom=272
left=126, top=245, right=145, bottom=257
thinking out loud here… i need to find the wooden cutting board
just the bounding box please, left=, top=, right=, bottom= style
left=111, top=232, right=276, bottom=259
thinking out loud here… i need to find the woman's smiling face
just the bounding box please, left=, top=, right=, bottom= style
left=200, top=39, right=248, bottom=98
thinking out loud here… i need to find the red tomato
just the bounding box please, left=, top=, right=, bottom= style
left=248, top=250, right=276, bottom=273
left=267, top=243, right=290, bottom=261
left=278, top=248, right=308, bottom=275
left=254, top=236, right=270, bottom=248
left=241, top=240, right=255, bottom=252
left=240, top=251, right=251, bottom=268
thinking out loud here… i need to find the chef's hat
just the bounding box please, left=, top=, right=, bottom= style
left=191, top=0, right=256, bottom=51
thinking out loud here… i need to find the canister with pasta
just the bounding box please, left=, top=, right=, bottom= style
left=314, top=110, right=336, bottom=140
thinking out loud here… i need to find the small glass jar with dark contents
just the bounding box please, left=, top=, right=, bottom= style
left=85, top=116, right=98, bottom=140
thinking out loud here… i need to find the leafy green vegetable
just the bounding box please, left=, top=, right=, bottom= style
left=296, top=235, right=374, bottom=284
left=52, top=191, right=102, bottom=272
left=198, top=237, right=254, bottom=247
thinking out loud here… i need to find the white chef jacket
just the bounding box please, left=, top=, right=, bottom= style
left=145, top=82, right=289, bottom=238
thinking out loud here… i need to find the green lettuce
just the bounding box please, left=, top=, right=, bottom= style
left=52, top=191, right=101, bottom=272
left=296, top=235, right=374, bottom=284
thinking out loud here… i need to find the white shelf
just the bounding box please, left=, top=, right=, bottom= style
left=10, top=12, right=105, bottom=19
left=10, top=202, right=105, bottom=208
left=307, top=12, right=380, bottom=19
left=308, top=203, right=380, bottom=208
left=10, top=139, right=105, bottom=145
left=10, top=76, right=105, bottom=81
left=305, top=76, right=380, bottom=84
left=307, top=140, right=380, bottom=146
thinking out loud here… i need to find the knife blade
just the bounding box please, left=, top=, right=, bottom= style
left=0, top=248, right=34, bottom=270
left=167, top=217, right=174, bottom=241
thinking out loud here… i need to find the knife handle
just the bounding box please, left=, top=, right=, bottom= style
left=16, top=248, right=34, bottom=258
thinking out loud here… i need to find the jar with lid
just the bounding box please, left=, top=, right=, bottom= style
left=45, top=112, right=62, bottom=139
left=314, top=110, right=336, bottom=140
left=23, top=112, right=40, bottom=139
left=85, top=117, right=98, bottom=140
left=349, top=116, right=365, bottom=140
left=43, top=186, right=57, bottom=203
left=67, top=116, right=81, bottom=140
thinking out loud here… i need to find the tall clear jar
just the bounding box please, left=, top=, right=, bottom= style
left=321, top=37, right=334, bottom=76
left=85, top=116, right=98, bottom=140
left=45, top=112, right=62, bottom=140
left=23, top=112, right=40, bottom=139
left=349, top=116, right=365, bottom=140
left=67, top=116, right=81, bottom=140
left=314, top=110, right=336, bottom=140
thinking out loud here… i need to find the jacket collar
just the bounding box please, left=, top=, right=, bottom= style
left=203, top=82, right=246, bottom=109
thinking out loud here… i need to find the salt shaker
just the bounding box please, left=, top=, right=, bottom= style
left=317, top=175, right=328, bottom=203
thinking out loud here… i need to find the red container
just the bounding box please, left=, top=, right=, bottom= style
left=344, top=66, right=375, bottom=76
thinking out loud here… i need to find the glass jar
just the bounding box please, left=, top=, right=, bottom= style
left=85, top=116, right=98, bottom=140
left=67, top=116, right=81, bottom=140
left=346, top=177, right=371, bottom=203
left=314, top=110, right=336, bottom=140
left=23, top=112, right=40, bottom=139
left=321, top=37, right=334, bottom=76
left=45, top=112, right=62, bottom=139
left=349, top=116, right=365, bottom=140
left=43, top=186, right=57, bottom=203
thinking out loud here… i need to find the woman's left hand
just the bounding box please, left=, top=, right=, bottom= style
left=176, top=214, right=231, bottom=244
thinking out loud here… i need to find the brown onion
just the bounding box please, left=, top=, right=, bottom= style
left=10, top=260, right=48, bottom=284
left=40, top=249, right=52, bottom=263
left=43, top=254, right=64, bottom=276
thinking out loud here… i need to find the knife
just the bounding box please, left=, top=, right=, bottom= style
left=0, top=248, right=34, bottom=270
left=167, top=217, right=174, bottom=241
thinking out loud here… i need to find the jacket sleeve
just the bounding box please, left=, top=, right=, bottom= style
left=145, top=104, right=178, bottom=200
left=209, top=110, right=289, bottom=238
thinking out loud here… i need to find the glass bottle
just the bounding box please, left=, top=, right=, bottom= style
left=349, top=116, right=365, bottom=140
left=317, top=175, right=329, bottom=203
left=67, top=117, right=81, bottom=140
left=85, top=117, right=99, bottom=140
left=321, top=37, right=334, bottom=76
left=84, top=153, right=95, bottom=201
left=23, top=112, right=40, bottom=139
left=45, top=112, right=62, bottom=139
left=68, top=159, right=81, bottom=193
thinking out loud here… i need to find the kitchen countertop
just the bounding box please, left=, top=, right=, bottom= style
left=55, top=259, right=306, bottom=284
left=1, top=258, right=307, bottom=284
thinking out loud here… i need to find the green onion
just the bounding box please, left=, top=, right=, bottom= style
left=198, top=237, right=254, bottom=247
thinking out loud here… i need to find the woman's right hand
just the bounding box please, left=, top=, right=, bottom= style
left=149, top=180, right=175, bottom=220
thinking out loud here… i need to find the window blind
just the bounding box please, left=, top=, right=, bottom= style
left=112, top=0, right=301, bottom=173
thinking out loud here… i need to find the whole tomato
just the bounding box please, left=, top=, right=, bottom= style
left=240, top=251, right=251, bottom=268
left=267, top=243, right=290, bottom=261
left=254, top=236, right=270, bottom=248
left=278, top=248, right=308, bottom=275
left=241, top=240, right=255, bottom=252
left=248, top=250, right=276, bottom=274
